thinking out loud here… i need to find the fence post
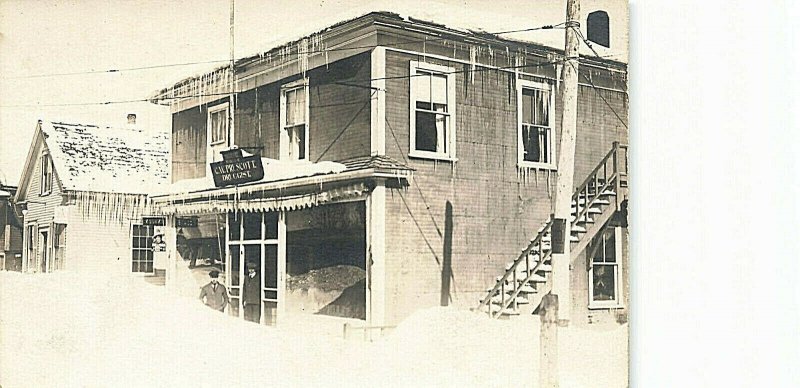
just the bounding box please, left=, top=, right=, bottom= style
left=343, top=323, right=348, bottom=340
left=539, top=293, right=559, bottom=388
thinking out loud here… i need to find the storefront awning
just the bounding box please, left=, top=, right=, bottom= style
left=151, top=155, right=412, bottom=216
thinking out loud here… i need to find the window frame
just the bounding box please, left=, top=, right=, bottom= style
left=208, top=102, right=230, bottom=147
left=279, top=79, right=310, bottom=161
left=409, top=61, right=457, bottom=161
left=517, top=79, right=556, bottom=170
left=40, top=152, right=53, bottom=195
left=588, top=226, right=624, bottom=309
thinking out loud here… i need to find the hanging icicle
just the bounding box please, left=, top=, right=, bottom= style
left=469, top=45, right=478, bottom=84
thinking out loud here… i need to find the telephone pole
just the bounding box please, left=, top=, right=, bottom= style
left=551, top=0, right=580, bottom=324
left=228, top=0, right=236, bottom=150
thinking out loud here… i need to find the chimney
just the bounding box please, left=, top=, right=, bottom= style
left=127, top=114, right=137, bottom=125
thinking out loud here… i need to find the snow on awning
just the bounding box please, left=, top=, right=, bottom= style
left=155, top=182, right=371, bottom=216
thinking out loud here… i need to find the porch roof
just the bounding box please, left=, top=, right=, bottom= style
left=151, top=155, right=412, bottom=215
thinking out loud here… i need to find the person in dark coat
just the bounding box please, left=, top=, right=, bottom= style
left=242, top=262, right=261, bottom=323
left=199, top=270, right=228, bottom=312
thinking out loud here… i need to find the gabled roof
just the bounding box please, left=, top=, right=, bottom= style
left=17, top=121, right=169, bottom=198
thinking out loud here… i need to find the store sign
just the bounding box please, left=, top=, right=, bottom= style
left=175, top=217, right=198, bottom=227
left=210, top=148, right=264, bottom=187
left=142, top=217, right=166, bottom=226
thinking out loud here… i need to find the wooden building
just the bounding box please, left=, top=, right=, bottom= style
left=149, top=11, right=629, bottom=328
left=14, top=118, right=169, bottom=275
left=0, top=184, right=23, bottom=271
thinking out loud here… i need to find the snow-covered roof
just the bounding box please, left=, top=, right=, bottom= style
left=153, top=4, right=627, bottom=100
left=40, top=121, right=169, bottom=195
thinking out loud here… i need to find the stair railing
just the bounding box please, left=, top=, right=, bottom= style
left=478, top=217, right=555, bottom=318
left=478, top=142, right=629, bottom=317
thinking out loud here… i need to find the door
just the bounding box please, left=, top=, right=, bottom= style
left=226, top=211, right=285, bottom=325
left=131, top=224, right=155, bottom=273
left=37, top=228, right=49, bottom=273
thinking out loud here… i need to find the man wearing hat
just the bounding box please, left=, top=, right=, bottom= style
left=242, top=261, right=261, bottom=323
left=199, top=270, right=229, bottom=312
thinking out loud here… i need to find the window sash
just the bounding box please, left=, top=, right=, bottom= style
left=411, top=62, right=453, bottom=157
left=210, top=109, right=228, bottom=145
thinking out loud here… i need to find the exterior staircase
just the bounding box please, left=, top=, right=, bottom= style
left=478, top=142, right=629, bottom=318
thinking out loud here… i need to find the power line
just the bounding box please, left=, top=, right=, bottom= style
left=1, top=23, right=565, bottom=80
left=0, top=59, right=567, bottom=108
left=568, top=26, right=629, bottom=129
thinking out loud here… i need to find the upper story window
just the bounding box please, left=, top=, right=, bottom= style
left=517, top=79, right=555, bottom=169
left=588, top=226, right=623, bottom=309
left=209, top=103, right=229, bottom=146
left=40, top=153, right=53, bottom=195
left=409, top=61, right=456, bottom=161
left=280, top=80, right=309, bottom=161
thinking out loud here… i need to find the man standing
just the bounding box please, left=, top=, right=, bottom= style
left=242, top=262, right=261, bottom=323
left=199, top=270, right=228, bottom=312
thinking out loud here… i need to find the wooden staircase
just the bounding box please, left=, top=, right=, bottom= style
left=478, top=142, right=628, bottom=318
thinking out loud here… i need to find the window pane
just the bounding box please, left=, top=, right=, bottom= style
left=230, top=244, right=240, bottom=286
left=430, top=74, right=447, bottom=105
left=244, top=244, right=260, bottom=270
left=413, top=72, right=431, bottom=103
left=263, top=244, right=278, bottom=289
left=415, top=111, right=438, bottom=152
left=228, top=213, right=241, bottom=240
left=243, top=212, right=262, bottom=240
left=295, top=88, right=306, bottom=123
left=522, top=125, right=542, bottom=162
left=416, top=101, right=432, bottom=111
left=604, top=231, right=616, bottom=263
left=592, top=265, right=616, bottom=301
left=265, top=212, right=278, bottom=239
left=522, top=89, right=534, bottom=123
left=533, top=90, right=550, bottom=126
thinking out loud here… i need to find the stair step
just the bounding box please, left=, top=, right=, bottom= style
left=487, top=284, right=537, bottom=294
left=488, top=295, right=529, bottom=305
left=579, top=189, right=616, bottom=198
left=575, top=198, right=611, bottom=206
left=572, top=215, right=595, bottom=224
left=571, top=207, right=603, bottom=215
left=536, top=264, right=553, bottom=272
left=541, top=235, right=580, bottom=243
left=488, top=305, right=520, bottom=315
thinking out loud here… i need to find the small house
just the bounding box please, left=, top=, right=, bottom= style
left=14, top=117, right=169, bottom=275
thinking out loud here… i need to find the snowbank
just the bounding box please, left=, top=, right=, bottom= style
left=0, top=271, right=627, bottom=388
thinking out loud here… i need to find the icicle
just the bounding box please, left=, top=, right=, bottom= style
left=469, top=46, right=477, bottom=84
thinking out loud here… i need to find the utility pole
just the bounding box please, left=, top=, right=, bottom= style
left=551, top=0, right=580, bottom=324
left=228, top=0, right=236, bottom=151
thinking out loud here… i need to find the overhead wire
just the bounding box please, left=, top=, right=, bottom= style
left=1, top=22, right=565, bottom=80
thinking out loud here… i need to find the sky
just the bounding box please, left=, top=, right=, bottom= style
left=0, top=0, right=628, bottom=186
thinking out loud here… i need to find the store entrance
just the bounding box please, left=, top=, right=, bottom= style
left=226, top=211, right=284, bottom=325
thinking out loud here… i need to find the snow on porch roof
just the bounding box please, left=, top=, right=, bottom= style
left=41, top=121, right=169, bottom=195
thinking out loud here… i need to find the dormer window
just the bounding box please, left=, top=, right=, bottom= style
left=40, top=153, right=53, bottom=195
left=280, top=80, right=309, bottom=161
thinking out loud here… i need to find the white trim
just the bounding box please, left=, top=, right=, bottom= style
left=370, top=47, right=387, bottom=155
left=516, top=78, right=557, bottom=170
left=409, top=60, right=457, bottom=161
left=588, top=226, right=624, bottom=309
left=279, top=79, right=310, bottom=161
left=367, top=181, right=386, bottom=327
left=207, top=102, right=231, bottom=177
left=386, top=47, right=628, bottom=92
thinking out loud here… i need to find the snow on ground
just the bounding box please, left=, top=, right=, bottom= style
left=0, top=271, right=626, bottom=387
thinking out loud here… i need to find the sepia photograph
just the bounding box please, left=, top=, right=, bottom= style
left=2, top=0, right=795, bottom=387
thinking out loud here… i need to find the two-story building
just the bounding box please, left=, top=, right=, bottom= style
left=15, top=117, right=169, bottom=275
left=149, top=11, right=629, bottom=329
